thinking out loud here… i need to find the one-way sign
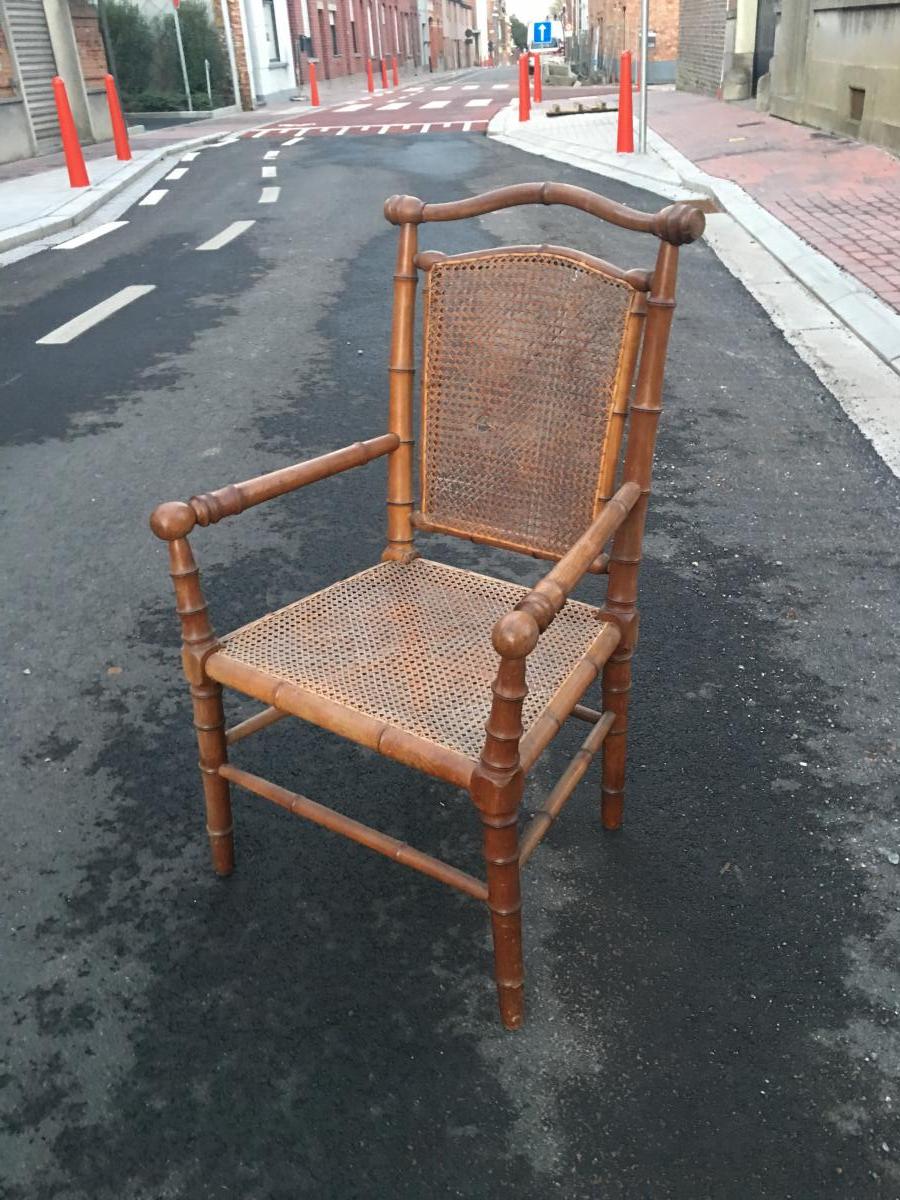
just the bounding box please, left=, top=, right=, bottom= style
left=532, top=20, right=552, bottom=44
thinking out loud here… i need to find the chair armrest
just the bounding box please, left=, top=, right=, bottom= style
left=492, top=481, right=641, bottom=653
left=150, top=433, right=399, bottom=540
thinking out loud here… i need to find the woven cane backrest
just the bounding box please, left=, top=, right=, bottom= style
left=419, top=248, right=643, bottom=560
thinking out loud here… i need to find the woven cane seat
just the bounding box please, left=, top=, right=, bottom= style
left=210, top=559, right=607, bottom=764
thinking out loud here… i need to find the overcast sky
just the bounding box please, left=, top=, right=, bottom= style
left=508, top=1, right=557, bottom=28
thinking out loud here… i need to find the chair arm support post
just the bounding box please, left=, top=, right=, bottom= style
left=514, top=481, right=641, bottom=634
left=149, top=433, right=399, bottom=541
left=383, top=219, right=419, bottom=564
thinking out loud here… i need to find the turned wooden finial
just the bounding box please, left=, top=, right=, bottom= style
left=150, top=500, right=196, bottom=540
left=384, top=194, right=426, bottom=226
left=654, top=202, right=705, bottom=245
left=492, top=611, right=540, bottom=659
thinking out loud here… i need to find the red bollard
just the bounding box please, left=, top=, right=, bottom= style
left=52, top=76, right=89, bottom=188
left=309, top=60, right=320, bottom=105
left=380, top=57, right=389, bottom=90
left=616, top=51, right=634, bottom=152
left=104, top=74, right=131, bottom=161
left=518, top=53, right=530, bottom=122
left=532, top=52, right=542, bottom=102
left=366, top=58, right=375, bottom=92
left=392, top=54, right=399, bottom=87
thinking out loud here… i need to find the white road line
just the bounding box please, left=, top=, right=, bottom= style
left=259, top=187, right=281, bottom=204
left=335, top=125, right=349, bottom=135
left=421, top=99, right=450, bottom=109
left=336, top=102, right=370, bottom=111
left=402, top=123, right=411, bottom=130
left=462, top=121, right=472, bottom=131
left=165, top=167, right=188, bottom=180
left=139, top=189, right=167, bottom=206
left=432, top=85, right=451, bottom=91
left=261, top=164, right=277, bottom=177
left=491, top=83, right=510, bottom=89
left=195, top=220, right=255, bottom=251
left=282, top=135, right=305, bottom=146
left=251, top=130, right=268, bottom=138
left=264, top=149, right=280, bottom=159
left=378, top=101, right=408, bottom=110
left=181, top=151, right=201, bottom=162
left=360, top=124, right=371, bottom=131
left=461, top=84, right=479, bottom=89
left=36, top=285, right=155, bottom=345
left=442, top=122, right=452, bottom=128
left=378, top=124, right=391, bottom=134
left=465, top=98, right=491, bottom=107
left=419, top=123, right=430, bottom=133
left=54, top=221, right=128, bottom=250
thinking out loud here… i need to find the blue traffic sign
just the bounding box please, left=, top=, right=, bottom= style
left=532, top=20, right=552, bottom=44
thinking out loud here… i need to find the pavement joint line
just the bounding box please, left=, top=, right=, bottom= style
left=54, top=220, right=128, bottom=250
left=139, top=189, right=168, bottom=206
left=35, top=284, right=156, bottom=345
left=195, top=220, right=255, bottom=251
left=165, top=167, right=188, bottom=181
left=259, top=187, right=280, bottom=204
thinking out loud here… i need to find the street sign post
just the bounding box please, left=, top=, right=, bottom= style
left=531, top=21, right=552, bottom=45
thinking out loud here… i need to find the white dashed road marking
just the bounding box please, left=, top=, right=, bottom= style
left=461, top=84, right=479, bottom=89
left=465, top=98, right=491, bottom=107
left=282, top=135, right=305, bottom=145
left=36, top=285, right=155, bottom=345
left=462, top=121, right=472, bottom=131
left=421, top=100, right=450, bottom=109
left=259, top=187, right=281, bottom=204
left=54, top=221, right=128, bottom=250
left=139, top=189, right=167, bottom=206
left=264, top=149, right=280, bottom=159
left=378, top=101, right=408, bottom=110
left=165, top=167, right=188, bottom=180
left=262, top=165, right=277, bottom=177
left=419, top=123, right=430, bottom=133
left=335, top=103, right=370, bottom=112
left=181, top=151, right=201, bottom=161
left=195, top=220, right=255, bottom=251
left=335, top=126, right=349, bottom=135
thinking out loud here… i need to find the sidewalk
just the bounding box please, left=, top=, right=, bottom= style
left=489, top=92, right=900, bottom=375
left=0, top=63, right=479, bottom=253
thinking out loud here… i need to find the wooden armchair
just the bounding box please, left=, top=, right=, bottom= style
left=150, top=183, right=704, bottom=1030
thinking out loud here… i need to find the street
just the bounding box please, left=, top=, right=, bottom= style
left=3, top=72, right=900, bottom=1199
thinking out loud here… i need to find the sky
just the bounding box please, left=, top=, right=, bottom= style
left=508, top=0, right=557, bottom=28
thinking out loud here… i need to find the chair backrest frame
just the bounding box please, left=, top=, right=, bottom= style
left=381, top=183, right=704, bottom=577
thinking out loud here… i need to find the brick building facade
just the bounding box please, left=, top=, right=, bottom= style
left=587, top=0, right=679, bottom=83
left=287, top=0, right=424, bottom=84
left=676, top=0, right=726, bottom=93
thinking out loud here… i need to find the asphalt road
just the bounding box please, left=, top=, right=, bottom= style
left=2, top=128, right=900, bottom=1199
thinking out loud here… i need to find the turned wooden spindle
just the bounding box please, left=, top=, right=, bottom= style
left=382, top=207, right=420, bottom=565
left=470, top=610, right=538, bottom=1030
left=150, top=502, right=234, bottom=875
left=600, top=240, right=680, bottom=831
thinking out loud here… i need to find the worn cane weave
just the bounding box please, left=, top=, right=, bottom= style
left=421, top=251, right=636, bottom=560
left=216, top=559, right=607, bottom=761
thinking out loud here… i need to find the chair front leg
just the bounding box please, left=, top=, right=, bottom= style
left=151, top=503, right=234, bottom=876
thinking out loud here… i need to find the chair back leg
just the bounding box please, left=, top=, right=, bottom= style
left=480, top=802, right=524, bottom=1029
left=191, top=679, right=235, bottom=875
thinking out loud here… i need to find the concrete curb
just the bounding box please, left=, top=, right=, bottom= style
left=0, top=129, right=230, bottom=255
left=487, top=104, right=900, bottom=376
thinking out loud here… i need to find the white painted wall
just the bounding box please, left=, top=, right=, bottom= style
left=242, top=0, right=296, bottom=99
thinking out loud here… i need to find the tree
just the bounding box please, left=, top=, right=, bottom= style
left=509, top=14, right=527, bottom=51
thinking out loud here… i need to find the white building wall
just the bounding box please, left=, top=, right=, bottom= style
left=241, top=0, right=296, bottom=100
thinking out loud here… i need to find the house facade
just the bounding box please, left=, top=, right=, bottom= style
left=586, top=0, right=680, bottom=82
left=0, top=0, right=112, bottom=163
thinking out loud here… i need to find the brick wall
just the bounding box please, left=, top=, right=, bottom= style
left=587, top=0, right=680, bottom=66
left=69, top=0, right=109, bottom=88
left=222, top=0, right=253, bottom=108
left=676, top=0, right=726, bottom=94
left=289, top=0, right=418, bottom=83
left=0, top=23, right=16, bottom=98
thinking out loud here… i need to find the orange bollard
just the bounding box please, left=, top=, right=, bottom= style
left=380, top=57, right=389, bottom=90
left=104, top=74, right=131, bottom=161
left=616, top=51, right=634, bottom=152
left=366, top=58, right=374, bottom=92
left=392, top=54, right=399, bottom=87
left=309, top=60, right=320, bottom=105
left=518, top=53, right=530, bottom=122
left=532, top=52, right=542, bottom=102
left=52, top=76, right=89, bottom=188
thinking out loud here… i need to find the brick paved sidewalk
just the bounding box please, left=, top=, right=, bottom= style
left=648, top=90, right=900, bottom=314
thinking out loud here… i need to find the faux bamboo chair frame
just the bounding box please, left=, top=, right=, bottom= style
left=150, top=182, right=704, bottom=1031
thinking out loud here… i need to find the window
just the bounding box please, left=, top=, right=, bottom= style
left=262, top=0, right=281, bottom=61
left=350, top=16, right=358, bottom=52
left=849, top=86, right=865, bottom=122
left=330, top=8, right=339, bottom=54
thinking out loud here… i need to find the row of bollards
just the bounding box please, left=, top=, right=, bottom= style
left=309, top=54, right=401, bottom=107
left=517, top=48, right=637, bottom=155
left=54, top=72, right=131, bottom=190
